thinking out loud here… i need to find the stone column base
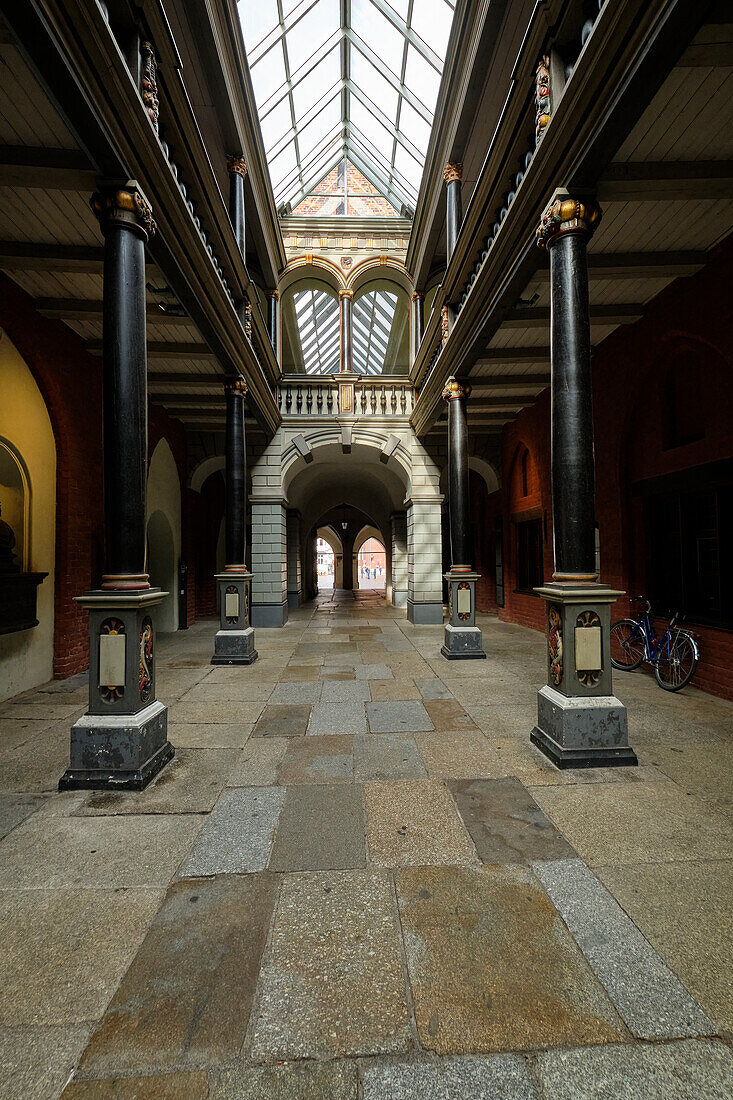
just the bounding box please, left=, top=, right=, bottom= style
left=212, top=571, right=258, bottom=664
left=60, top=701, right=173, bottom=791
left=441, top=622, right=486, bottom=660
left=287, top=590, right=301, bottom=609
left=406, top=598, right=443, bottom=624
left=441, top=571, right=485, bottom=659
left=392, top=588, right=408, bottom=608
left=531, top=686, right=637, bottom=768
left=212, top=626, right=258, bottom=665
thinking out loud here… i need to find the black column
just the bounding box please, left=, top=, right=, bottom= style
left=444, top=163, right=463, bottom=263
left=443, top=378, right=471, bottom=572
left=91, top=186, right=155, bottom=591
left=227, top=155, right=247, bottom=256
left=538, top=195, right=602, bottom=580
left=339, top=290, right=353, bottom=374
left=268, top=291, right=280, bottom=361
left=224, top=380, right=247, bottom=570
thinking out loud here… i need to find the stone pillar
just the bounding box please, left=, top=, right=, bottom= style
left=531, top=193, right=636, bottom=768
left=390, top=511, right=408, bottom=607
left=60, top=183, right=173, bottom=791
left=339, top=289, right=353, bottom=374
left=441, top=378, right=485, bottom=659
left=268, top=290, right=280, bottom=363
left=444, top=162, right=463, bottom=263
left=411, top=292, right=424, bottom=364
left=227, top=155, right=246, bottom=256
left=406, top=498, right=444, bottom=623
left=286, top=509, right=302, bottom=608
left=251, top=499, right=288, bottom=627
left=212, top=379, right=257, bottom=665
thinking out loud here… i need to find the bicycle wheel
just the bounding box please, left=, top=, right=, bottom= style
left=654, top=630, right=698, bottom=691
left=610, top=619, right=646, bottom=670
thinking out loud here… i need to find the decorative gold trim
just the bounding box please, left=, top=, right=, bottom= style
left=141, top=42, right=159, bottom=133
left=440, top=304, right=450, bottom=345
left=227, top=155, right=247, bottom=177
left=243, top=299, right=253, bottom=340
left=90, top=187, right=156, bottom=239
left=268, top=290, right=280, bottom=301
left=552, top=571, right=600, bottom=582
left=535, top=55, right=551, bottom=144
left=442, top=377, right=471, bottom=401
left=225, top=378, right=248, bottom=395
left=537, top=195, right=601, bottom=249
left=444, top=162, right=463, bottom=184
left=339, top=288, right=354, bottom=300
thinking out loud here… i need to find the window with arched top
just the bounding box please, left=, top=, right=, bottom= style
left=0, top=438, right=30, bottom=571
left=663, top=350, right=705, bottom=449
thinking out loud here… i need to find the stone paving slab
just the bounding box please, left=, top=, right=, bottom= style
left=534, top=1038, right=733, bottom=1099
left=278, top=735, right=354, bottom=784
left=320, top=680, right=372, bottom=703
left=0, top=793, right=46, bottom=840
left=78, top=875, right=277, bottom=1077
left=0, top=716, right=59, bottom=756
left=416, top=679, right=454, bottom=701
left=463, top=705, right=538, bottom=736
left=248, top=870, right=411, bottom=1060
left=369, top=680, right=421, bottom=700
left=269, top=785, right=365, bottom=870
left=0, top=1024, right=92, bottom=1100
left=253, top=704, right=311, bottom=738
left=415, top=732, right=503, bottom=780
left=395, top=865, right=627, bottom=1054
left=62, top=1069, right=209, bottom=1098
left=355, top=664, right=394, bottom=680
left=354, top=735, right=427, bottom=782
left=181, top=683, right=274, bottom=704
left=488, top=738, right=574, bottom=786
left=308, top=702, right=368, bottom=735
left=280, top=665, right=321, bottom=681
left=366, top=701, right=435, bottom=734
left=181, top=788, right=285, bottom=876
left=211, top=1060, right=358, bottom=1099
left=0, top=888, right=164, bottom=1025
left=364, top=780, right=477, bottom=867
left=269, top=682, right=323, bottom=705
left=450, top=777, right=577, bottom=865
left=169, top=701, right=266, bottom=724
left=361, top=1054, right=540, bottom=1099
left=0, top=811, right=201, bottom=888
left=0, top=728, right=71, bottom=793
left=533, top=859, right=714, bottom=1038
left=80, top=749, right=239, bottom=815
left=228, top=739, right=288, bottom=786
left=424, top=700, right=477, bottom=731
left=170, top=723, right=253, bottom=749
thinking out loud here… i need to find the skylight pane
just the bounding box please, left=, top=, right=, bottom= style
left=291, top=46, right=341, bottom=121
left=385, top=0, right=409, bottom=18
left=349, top=49, right=399, bottom=121
left=250, top=42, right=287, bottom=106
left=350, top=100, right=395, bottom=155
left=269, top=140, right=298, bottom=188
left=237, top=0, right=280, bottom=50
left=286, top=0, right=340, bottom=74
left=404, top=45, right=440, bottom=112
left=410, top=0, right=454, bottom=55
left=394, top=143, right=421, bottom=192
left=398, top=99, right=431, bottom=151
left=298, top=97, right=342, bottom=159
left=264, top=97, right=295, bottom=153
left=351, top=0, right=405, bottom=78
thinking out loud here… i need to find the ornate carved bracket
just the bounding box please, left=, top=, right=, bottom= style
left=141, top=42, right=159, bottom=134
left=535, top=55, right=551, bottom=145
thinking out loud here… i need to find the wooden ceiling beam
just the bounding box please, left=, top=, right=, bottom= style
left=0, top=146, right=97, bottom=189
left=598, top=162, right=733, bottom=202
left=468, top=369, right=550, bottom=384
left=0, top=241, right=104, bottom=272
left=150, top=395, right=225, bottom=408
left=503, top=304, right=643, bottom=328
left=534, top=251, right=708, bottom=280
left=37, top=298, right=191, bottom=325
left=147, top=370, right=224, bottom=384
left=85, top=342, right=216, bottom=361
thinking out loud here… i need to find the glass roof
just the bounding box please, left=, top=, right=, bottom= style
left=293, top=287, right=398, bottom=374
left=238, top=0, right=456, bottom=214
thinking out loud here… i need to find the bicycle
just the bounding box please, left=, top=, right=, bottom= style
left=610, top=598, right=699, bottom=692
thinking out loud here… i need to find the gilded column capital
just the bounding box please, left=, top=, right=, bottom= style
left=338, top=288, right=354, bottom=301
left=442, top=377, right=471, bottom=402
left=268, top=289, right=280, bottom=301
left=90, top=185, right=156, bottom=240
left=537, top=193, right=601, bottom=249
left=224, top=377, right=248, bottom=395
left=227, top=155, right=247, bottom=177
left=411, top=291, right=424, bottom=302
left=444, top=162, right=463, bottom=185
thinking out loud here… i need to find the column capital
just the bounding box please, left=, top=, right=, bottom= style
left=90, top=184, right=156, bottom=241
left=444, top=162, right=463, bottom=184
left=338, top=288, right=354, bottom=301
left=411, top=291, right=424, bottom=302
left=224, top=377, right=247, bottom=396
left=268, top=289, right=280, bottom=301
left=227, top=155, right=247, bottom=177
left=442, top=377, right=471, bottom=402
left=537, top=192, right=601, bottom=249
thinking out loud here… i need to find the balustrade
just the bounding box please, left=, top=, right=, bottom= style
left=277, top=378, right=413, bottom=418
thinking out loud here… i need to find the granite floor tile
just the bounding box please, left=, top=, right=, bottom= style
left=248, top=870, right=411, bottom=1060
left=308, top=702, right=368, bottom=735
left=0, top=812, right=201, bottom=888
left=0, top=888, right=164, bottom=1025
left=466, top=705, right=538, bottom=736
left=366, top=701, right=435, bottom=734
left=269, top=682, right=323, bottom=705
left=0, top=792, right=46, bottom=840
left=535, top=1038, right=733, bottom=1099
left=531, top=781, right=733, bottom=864
left=364, top=780, right=477, bottom=867
left=369, top=679, right=420, bottom=700
left=533, top=859, right=713, bottom=1038
left=2, top=702, right=83, bottom=721
left=169, top=701, right=266, bottom=725
left=277, top=735, right=354, bottom=784
left=0, top=728, right=71, bottom=793
left=253, top=704, right=311, bottom=738
left=228, top=739, right=288, bottom=786
left=78, top=875, right=277, bottom=1077
left=424, top=699, right=477, bottom=731
left=320, top=680, right=372, bottom=703
left=396, top=865, right=626, bottom=1054
left=415, top=731, right=503, bottom=780
left=280, top=665, right=321, bottom=682
left=180, top=683, right=274, bottom=704
left=596, top=859, right=733, bottom=1032
left=355, top=664, right=394, bottom=680
left=0, top=1025, right=91, bottom=1100
left=354, top=735, right=427, bottom=782
left=80, top=749, right=239, bottom=815
left=269, top=785, right=365, bottom=870
left=362, top=1055, right=540, bottom=1100
left=320, top=669, right=356, bottom=680
left=0, top=715, right=58, bottom=756
left=180, top=788, right=285, bottom=876
left=450, top=777, right=577, bottom=865
left=488, top=738, right=575, bottom=786
left=62, top=1070, right=209, bottom=1098
left=170, top=723, right=253, bottom=749
left=210, top=1061, right=358, bottom=1099
left=416, top=678, right=454, bottom=701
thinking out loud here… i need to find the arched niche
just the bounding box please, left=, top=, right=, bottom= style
left=352, top=277, right=410, bottom=375
left=280, top=276, right=340, bottom=375
left=146, top=438, right=181, bottom=631
left=0, top=331, right=56, bottom=700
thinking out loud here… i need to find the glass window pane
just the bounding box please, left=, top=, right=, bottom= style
left=263, top=96, right=295, bottom=152
left=297, top=96, right=342, bottom=159
left=404, top=44, right=441, bottom=112
left=237, top=0, right=280, bottom=50
left=350, top=100, right=394, bottom=156
left=350, top=48, right=399, bottom=121
left=394, top=143, right=421, bottom=191
left=250, top=41, right=287, bottom=106
left=398, top=98, right=431, bottom=150
left=351, top=0, right=405, bottom=78
left=410, top=0, right=453, bottom=57
left=291, top=46, right=341, bottom=120
left=269, top=140, right=298, bottom=187
left=286, top=0, right=340, bottom=74
left=385, top=0, right=409, bottom=19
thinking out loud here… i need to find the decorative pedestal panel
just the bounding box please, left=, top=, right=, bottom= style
left=59, top=589, right=173, bottom=791
left=212, top=571, right=258, bottom=665
left=441, top=572, right=486, bottom=660
left=530, top=583, right=637, bottom=768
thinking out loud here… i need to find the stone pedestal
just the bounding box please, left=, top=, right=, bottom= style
left=212, top=570, right=258, bottom=665
left=59, top=589, right=173, bottom=791
left=441, top=572, right=486, bottom=660
left=530, top=583, right=637, bottom=768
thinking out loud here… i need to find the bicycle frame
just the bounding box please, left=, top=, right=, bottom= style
left=627, top=608, right=685, bottom=667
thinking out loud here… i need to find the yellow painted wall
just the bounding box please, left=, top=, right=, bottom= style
left=0, top=330, right=56, bottom=700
